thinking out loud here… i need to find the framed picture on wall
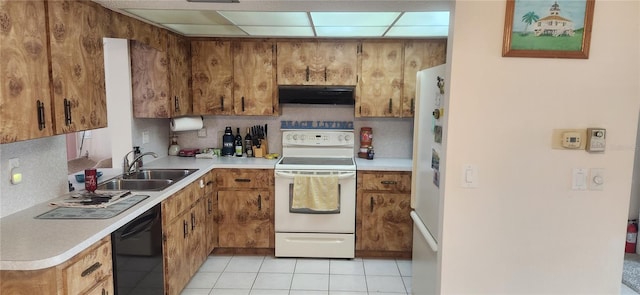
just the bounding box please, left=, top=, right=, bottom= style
left=502, top=0, right=595, bottom=58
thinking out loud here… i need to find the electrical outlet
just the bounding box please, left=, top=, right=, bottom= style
left=142, top=130, right=150, bottom=144
left=198, top=128, right=207, bottom=138
left=8, top=158, right=19, bottom=170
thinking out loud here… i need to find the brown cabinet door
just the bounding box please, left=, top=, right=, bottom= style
left=163, top=213, right=191, bottom=295
left=168, top=33, right=192, bottom=117
left=276, top=41, right=316, bottom=85
left=357, top=42, right=403, bottom=117
left=401, top=40, right=447, bottom=117
left=130, top=40, right=171, bottom=118
left=319, top=41, right=358, bottom=86
left=233, top=41, right=276, bottom=115
left=358, top=192, right=413, bottom=252
left=0, top=0, right=53, bottom=143
left=48, top=0, right=107, bottom=131
left=217, top=190, right=272, bottom=248
left=191, top=41, right=234, bottom=115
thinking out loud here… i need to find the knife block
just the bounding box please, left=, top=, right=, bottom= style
left=253, top=145, right=265, bottom=158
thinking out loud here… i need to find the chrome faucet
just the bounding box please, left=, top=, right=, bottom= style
left=122, top=150, right=158, bottom=174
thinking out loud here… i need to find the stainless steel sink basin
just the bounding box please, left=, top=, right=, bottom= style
left=97, top=179, right=175, bottom=191
left=120, top=169, right=198, bottom=181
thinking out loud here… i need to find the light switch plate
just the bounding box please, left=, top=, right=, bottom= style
left=572, top=168, right=588, bottom=190
left=590, top=168, right=604, bottom=191
left=461, top=164, right=479, bottom=188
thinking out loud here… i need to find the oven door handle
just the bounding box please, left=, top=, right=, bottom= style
left=275, top=171, right=356, bottom=179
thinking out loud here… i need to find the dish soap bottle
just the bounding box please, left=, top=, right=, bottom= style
left=168, top=135, right=180, bottom=156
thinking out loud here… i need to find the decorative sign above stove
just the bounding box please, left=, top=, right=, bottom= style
left=280, top=120, right=354, bottom=130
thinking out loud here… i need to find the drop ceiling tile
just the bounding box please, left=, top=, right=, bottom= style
left=239, top=26, right=314, bottom=37
left=219, top=11, right=310, bottom=26
left=311, top=12, right=400, bottom=27
left=124, top=9, right=231, bottom=25
left=385, top=26, right=449, bottom=37
left=315, top=26, right=388, bottom=37
left=394, top=11, right=450, bottom=26
left=163, top=24, right=247, bottom=36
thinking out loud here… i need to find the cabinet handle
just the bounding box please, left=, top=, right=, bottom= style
left=388, top=98, right=393, bottom=114
left=411, top=98, right=415, bottom=115
left=102, top=288, right=107, bottom=295
left=191, top=212, right=196, bottom=230
left=220, top=95, right=224, bottom=111
left=258, top=194, right=262, bottom=211
left=183, top=220, right=188, bottom=239
left=81, top=262, right=102, bottom=277
left=64, top=98, right=72, bottom=125
left=381, top=180, right=398, bottom=185
left=208, top=199, right=213, bottom=214
left=324, top=67, right=327, bottom=81
left=206, top=180, right=214, bottom=186
left=241, top=96, right=245, bottom=112
left=174, top=96, right=180, bottom=113
left=37, top=100, right=45, bottom=130
left=234, top=178, right=251, bottom=182
left=305, top=66, right=310, bottom=81
left=370, top=197, right=374, bottom=213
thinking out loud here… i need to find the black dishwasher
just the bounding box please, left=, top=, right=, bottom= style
left=111, top=204, right=164, bottom=295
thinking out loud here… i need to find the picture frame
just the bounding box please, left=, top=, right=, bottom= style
left=502, top=0, right=595, bottom=59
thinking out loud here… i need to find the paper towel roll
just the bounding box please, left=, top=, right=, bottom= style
left=170, top=116, right=204, bottom=132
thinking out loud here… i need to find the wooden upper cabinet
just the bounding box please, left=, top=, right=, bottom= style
left=191, top=41, right=234, bottom=115
left=130, top=40, right=171, bottom=118
left=401, top=40, right=447, bottom=117
left=168, top=33, right=192, bottom=117
left=131, top=35, right=192, bottom=118
left=357, top=42, right=403, bottom=117
left=0, top=0, right=53, bottom=143
left=277, top=41, right=357, bottom=86
left=233, top=40, right=276, bottom=116
left=47, top=0, right=107, bottom=133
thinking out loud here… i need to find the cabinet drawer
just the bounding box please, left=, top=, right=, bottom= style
left=215, top=169, right=272, bottom=189
left=361, top=172, right=411, bottom=192
left=62, top=239, right=112, bottom=295
left=84, top=276, right=114, bottom=295
left=162, top=182, right=198, bottom=224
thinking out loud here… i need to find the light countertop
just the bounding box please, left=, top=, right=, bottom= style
left=0, top=156, right=411, bottom=271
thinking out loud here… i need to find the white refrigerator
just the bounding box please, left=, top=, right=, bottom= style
left=411, top=64, right=446, bottom=295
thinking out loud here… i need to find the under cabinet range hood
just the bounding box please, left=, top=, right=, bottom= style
left=278, top=86, right=355, bottom=105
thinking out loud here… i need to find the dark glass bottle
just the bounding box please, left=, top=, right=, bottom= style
left=235, top=128, right=243, bottom=157
left=222, top=126, right=234, bottom=156
left=244, top=127, right=253, bottom=157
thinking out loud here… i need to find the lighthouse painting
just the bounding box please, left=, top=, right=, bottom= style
left=502, top=0, right=595, bottom=59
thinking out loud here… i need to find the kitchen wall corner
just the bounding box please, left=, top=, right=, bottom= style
left=0, top=136, right=68, bottom=218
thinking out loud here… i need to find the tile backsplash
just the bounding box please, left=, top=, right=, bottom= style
left=173, top=104, right=414, bottom=158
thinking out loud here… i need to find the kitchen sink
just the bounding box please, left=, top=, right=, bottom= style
left=97, top=179, right=175, bottom=191
left=120, top=169, right=198, bottom=181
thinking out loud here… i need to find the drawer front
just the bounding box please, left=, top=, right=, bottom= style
left=162, top=181, right=198, bottom=224
left=215, top=169, right=272, bottom=189
left=84, top=276, right=114, bottom=295
left=63, top=239, right=113, bottom=295
left=361, top=172, right=411, bottom=192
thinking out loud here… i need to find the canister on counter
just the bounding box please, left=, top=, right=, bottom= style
left=360, top=127, right=373, bottom=148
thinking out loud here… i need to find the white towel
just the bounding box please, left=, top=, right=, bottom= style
left=292, top=175, right=339, bottom=212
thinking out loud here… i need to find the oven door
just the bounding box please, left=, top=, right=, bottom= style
left=274, top=169, right=356, bottom=233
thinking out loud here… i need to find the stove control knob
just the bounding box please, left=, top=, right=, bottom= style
left=344, top=134, right=351, bottom=142
left=293, top=134, right=298, bottom=140
left=286, top=134, right=292, bottom=141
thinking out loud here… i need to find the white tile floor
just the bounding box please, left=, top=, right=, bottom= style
left=180, top=255, right=412, bottom=295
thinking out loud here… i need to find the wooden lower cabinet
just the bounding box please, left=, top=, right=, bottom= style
left=162, top=175, right=213, bottom=295
left=217, top=190, right=272, bottom=248
left=214, top=169, right=274, bottom=250
left=356, top=171, right=413, bottom=258
left=0, top=236, right=113, bottom=295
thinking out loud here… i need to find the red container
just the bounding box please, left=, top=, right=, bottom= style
left=360, top=127, right=373, bottom=148
left=84, top=169, right=97, bottom=193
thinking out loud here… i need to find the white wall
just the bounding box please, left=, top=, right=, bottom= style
left=439, top=1, right=640, bottom=294
left=630, top=116, right=640, bottom=222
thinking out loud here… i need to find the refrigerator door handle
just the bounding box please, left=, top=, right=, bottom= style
left=411, top=211, right=438, bottom=252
